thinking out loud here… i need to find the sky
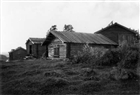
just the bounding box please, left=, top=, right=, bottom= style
left=1, top=0, right=139, bottom=55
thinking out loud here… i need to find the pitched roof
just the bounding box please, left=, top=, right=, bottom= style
left=95, top=22, right=138, bottom=34
left=9, top=47, right=26, bottom=53
left=26, top=38, right=46, bottom=44
left=42, top=31, right=117, bottom=45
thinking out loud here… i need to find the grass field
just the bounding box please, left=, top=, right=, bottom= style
left=1, top=59, right=140, bottom=95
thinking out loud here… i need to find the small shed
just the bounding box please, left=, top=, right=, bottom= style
left=42, top=31, right=117, bottom=58
left=26, top=38, right=46, bottom=58
left=9, top=47, right=27, bottom=61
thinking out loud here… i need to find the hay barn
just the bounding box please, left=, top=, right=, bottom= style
left=26, top=38, right=46, bottom=58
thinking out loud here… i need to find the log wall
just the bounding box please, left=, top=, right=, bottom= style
left=48, top=38, right=66, bottom=58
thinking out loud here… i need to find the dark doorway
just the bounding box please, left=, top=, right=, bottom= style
left=29, top=45, right=32, bottom=54
left=45, top=46, right=48, bottom=57
left=54, top=47, right=59, bottom=58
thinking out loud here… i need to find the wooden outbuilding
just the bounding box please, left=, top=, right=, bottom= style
left=95, top=22, right=139, bottom=45
left=9, top=47, right=27, bottom=61
left=42, top=31, right=117, bottom=58
left=26, top=38, right=46, bottom=58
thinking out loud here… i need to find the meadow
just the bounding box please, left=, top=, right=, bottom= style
left=1, top=43, right=140, bottom=95
left=1, top=59, right=139, bottom=95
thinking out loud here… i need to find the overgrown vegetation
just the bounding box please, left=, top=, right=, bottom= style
left=1, top=42, right=140, bottom=95
left=70, top=44, right=107, bottom=65
left=70, top=42, right=139, bottom=81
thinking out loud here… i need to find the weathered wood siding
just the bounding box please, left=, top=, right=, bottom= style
left=26, top=41, right=46, bottom=58
left=118, top=34, right=138, bottom=45
left=9, top=49, right=27, bottom=60
left=97, top=25, right=138, bottom=45
left=32, top=44, right=37, bottom=57
left=48, top=37, right=66, bottom=58
left=26, top=41, right=32, bottom=55
left=26, top=43, right=37, bottom=57
left=37, top=45, right=46, bottom=57
left=89, top=44, right=117, bottom=49
left=70, top=43, right=84, bottom=57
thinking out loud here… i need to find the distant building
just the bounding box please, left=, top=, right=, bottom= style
left=9, top=47, right=27, bottom=61
left=26, top=38, right=46, bottom=58
left=0, top=54, right=8, bottom=62
left=42, top=22, right=139, bottom=59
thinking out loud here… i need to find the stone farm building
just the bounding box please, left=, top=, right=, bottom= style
left=26, top=38, right=46, bottom=58
left=9, top=47, right=27, bottom=61
left=42, top=22, right=139, bottom=59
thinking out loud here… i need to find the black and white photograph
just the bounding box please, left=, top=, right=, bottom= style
left=0, top=0, right=140, bottom=95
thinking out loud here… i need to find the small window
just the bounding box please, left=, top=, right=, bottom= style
left=54, top=46, right=59, bottom=58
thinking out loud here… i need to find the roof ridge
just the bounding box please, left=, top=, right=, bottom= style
left=43, top=30, right=117, bottom=45
left=95, top=22, right=138, bottom=34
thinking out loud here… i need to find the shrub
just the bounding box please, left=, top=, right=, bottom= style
left=137, top=55, right=140, bottom=77
left=70, top=44, right=107, bottom=65
left=117, top=43, right=139, bottom=70
left=97, top=42, right=139, bottom=68
left=96, top=49, right=120, bottom=66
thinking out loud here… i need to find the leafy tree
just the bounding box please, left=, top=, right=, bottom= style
left=63, top=24, right=74, bottom=32
left=49, top=25, right=57, bottom=31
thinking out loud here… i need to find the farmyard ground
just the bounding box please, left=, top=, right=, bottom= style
left=1, top=59, right=140, bottom=95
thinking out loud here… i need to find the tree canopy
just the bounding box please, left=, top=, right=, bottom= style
left=63, top=24, right=74, bottom=32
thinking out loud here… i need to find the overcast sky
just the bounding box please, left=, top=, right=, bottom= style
left=1, top=0, right=139, bottom=54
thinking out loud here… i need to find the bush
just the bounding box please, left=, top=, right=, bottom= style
left=96, top=49, right=120, bottom=66
left=137, top=58, right=140, bottom=77
left=117, top=43, right=139, bottom=69
left=97, top=42, right=139, bottom=68
left=70, top=44, right=107, bottom=65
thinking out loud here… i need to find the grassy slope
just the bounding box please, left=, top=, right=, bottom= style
left=1, top=59, right=140, bottom=95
